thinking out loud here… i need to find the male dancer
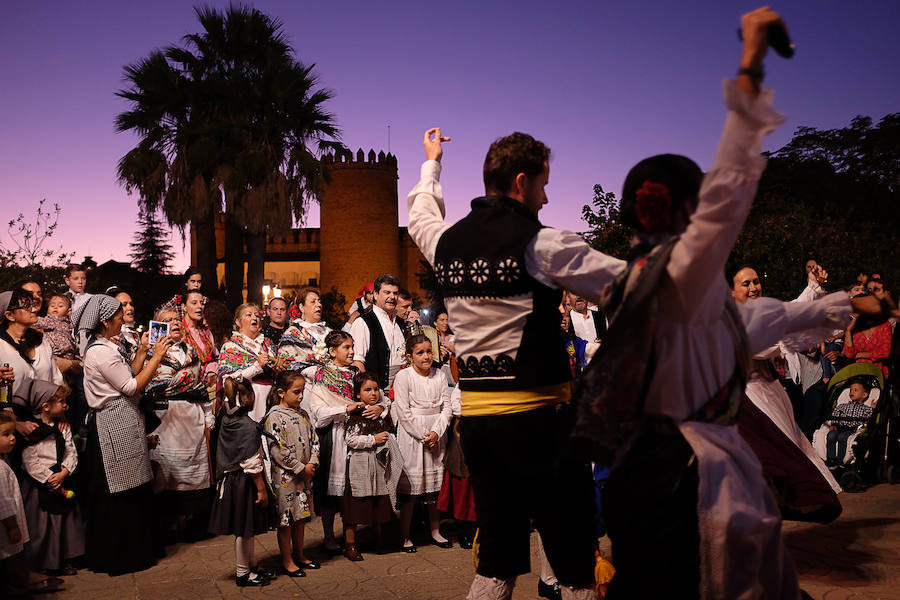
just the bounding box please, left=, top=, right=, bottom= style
left=408, top=123, right=623, bottom=600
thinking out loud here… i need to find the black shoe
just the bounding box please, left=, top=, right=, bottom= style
left=459, top=534, right=473, bottom=549
left=401, top=543, right=417, bottom=553
left=282, top=567, right=306, bottom=578
left=431, top=537, right=453, bottom=549
left=323, top=541, right=343, bottom=555
left=296, top=559, right=320, bottom=570
left=41, top=565, right=78, bottom=577
left=538, top=579, right=562, bottom=600
left=252, top=568, right=276, bottom=580
left=236, top=573, right=270, bottom=587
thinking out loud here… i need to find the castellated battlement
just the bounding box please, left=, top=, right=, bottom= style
left=322, top=148, right=397, bottom=173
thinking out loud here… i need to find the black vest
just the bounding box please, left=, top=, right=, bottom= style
left=360, top=310, right=391, bottom=389
left=433, top=196, right=571, bottom=392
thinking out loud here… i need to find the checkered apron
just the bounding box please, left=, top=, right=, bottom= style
left=95, top=396, right=153, bottom=494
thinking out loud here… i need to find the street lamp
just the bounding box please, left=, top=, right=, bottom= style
left=273, top=286, right=282, bottom=299
left=262, top=283, right=271, bottom=306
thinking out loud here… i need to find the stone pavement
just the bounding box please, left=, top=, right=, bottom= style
left=52, top=483, right=900, bottom=600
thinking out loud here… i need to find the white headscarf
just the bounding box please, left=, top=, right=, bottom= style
left=72, top=294, right=122, bottom=336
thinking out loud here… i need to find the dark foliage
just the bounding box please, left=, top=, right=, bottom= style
left=129, top=207, right=175, bottom=274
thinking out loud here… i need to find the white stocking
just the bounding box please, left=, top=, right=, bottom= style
left=235, top=535, right=255, bottom=577
left=537, top=533, right=558, bottom=585
left=560, top=586, right=597, bottom=600
left=466, top=575, right=516, bottom=600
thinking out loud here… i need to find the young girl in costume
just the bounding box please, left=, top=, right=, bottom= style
left=17, top=378, right=84, bottom=575
left=309, top=331, right=385, bottom=561
left=208, top=377, right=274, bottom=587
left=394, top=334, right=453, bottom=553
left=345, top=371, right=402, bottom=555
left=264, top=370, right=320, bottom=576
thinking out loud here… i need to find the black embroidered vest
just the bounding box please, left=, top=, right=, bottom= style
left=360, top=310, right=391, bottom=389
left=433, top=196, right=571, bottom=392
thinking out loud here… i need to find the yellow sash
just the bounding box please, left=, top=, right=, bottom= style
left=460, top=382, right=572, bottom=416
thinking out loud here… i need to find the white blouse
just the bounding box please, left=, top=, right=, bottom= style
left=83, top=336, right=138, bottom=410
left=22, top=426, right=78, bottom=483
left=392, top=367, right=452, bottom=440
left=348, top=305, right=407, bottom=384
left=0, top=338, right=64, bottom=399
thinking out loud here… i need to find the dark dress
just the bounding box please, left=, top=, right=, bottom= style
left=207, top=413, right=271, bottom=538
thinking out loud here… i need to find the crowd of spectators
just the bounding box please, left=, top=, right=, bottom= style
left=0, top=255, right=895, bottom=596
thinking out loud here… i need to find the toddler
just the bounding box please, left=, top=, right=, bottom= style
left=36, top=294, right=80, bottom=371
left=826, top=381, right=874, bottom=466
left=18, top=378, right=84, bottom=574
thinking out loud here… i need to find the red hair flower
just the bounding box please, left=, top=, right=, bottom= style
left=289, top=304, right=301, bottom=320
left=634, top=180, right=672, bottom=234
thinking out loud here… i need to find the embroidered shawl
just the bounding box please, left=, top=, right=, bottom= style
left=218, top=332, right=271, bottom=377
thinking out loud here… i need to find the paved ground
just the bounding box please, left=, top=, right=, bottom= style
left=50, top=483, right=900, bottom=600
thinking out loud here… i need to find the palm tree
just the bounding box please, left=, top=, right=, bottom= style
left=116, top=4, right=342, bottom=306
left=115, top=50, right=222, bottom=296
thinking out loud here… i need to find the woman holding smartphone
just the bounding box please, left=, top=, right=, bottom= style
left=74, top=294, right=171, bottom=575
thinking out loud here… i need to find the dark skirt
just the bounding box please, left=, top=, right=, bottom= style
left=22, top=477, right=85, bottom=570
left=208, top=471, right=270, bottom=538
left=84, top=419, right=158, bottom=575
left=604, top=428, right=700, bottom=599
left=343, top=492, right=393, bottom=526
left=437, top=471, right=477, bottom=522
left=156, top=488, right=212, bottom=517
left=313, top=424, right=333, bottom=513
left=398, top=491, right=439, bottom=504
left=737, top=396, right=842, bottom=523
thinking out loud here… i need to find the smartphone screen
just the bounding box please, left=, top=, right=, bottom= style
left=149, top=321, right=170, bottom=345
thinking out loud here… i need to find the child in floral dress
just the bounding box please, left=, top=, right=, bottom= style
left=264, top=371, right=320, bottom=576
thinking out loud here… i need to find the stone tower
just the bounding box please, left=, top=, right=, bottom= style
left=319, top=148, right=400, bottom=309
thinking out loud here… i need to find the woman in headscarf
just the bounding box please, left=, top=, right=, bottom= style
left=0, top=289, right=64, bottom=436
left=74, top=294, right=172, bottom=575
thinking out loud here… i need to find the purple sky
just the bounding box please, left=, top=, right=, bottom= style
left=2, top=1, right=898, bottom=271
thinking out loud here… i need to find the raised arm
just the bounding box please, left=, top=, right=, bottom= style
left=667, top=7, right=787, bottom=312
left=407, top=128, right=452, bottom=265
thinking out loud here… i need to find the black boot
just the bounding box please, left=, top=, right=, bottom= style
left=538, top=579, right=562, bottom=600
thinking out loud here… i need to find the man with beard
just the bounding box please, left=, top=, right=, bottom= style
left=349, top=274, right=407, bottom=390
left=407, top=125, right=624, bottom=599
